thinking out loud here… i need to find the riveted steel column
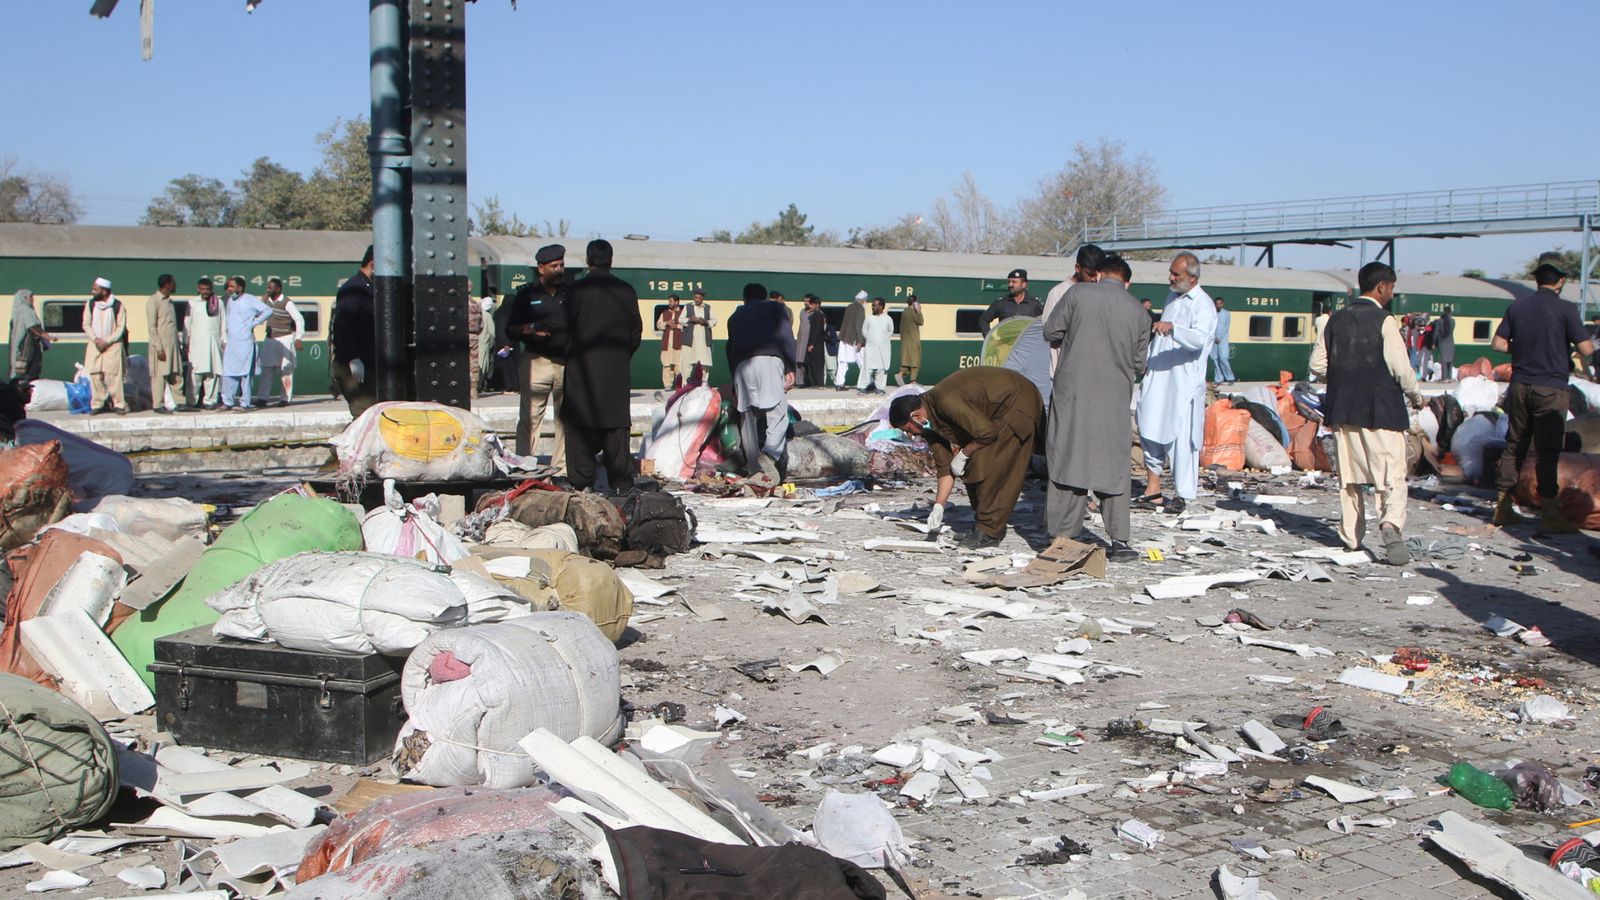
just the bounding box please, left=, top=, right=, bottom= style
left=370, top=0, right=412, bottom=402
left=407, top=0, right=470, bottom=408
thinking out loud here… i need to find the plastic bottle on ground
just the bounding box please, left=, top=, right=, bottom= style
left=1446, top=762, right=1514, bottom=810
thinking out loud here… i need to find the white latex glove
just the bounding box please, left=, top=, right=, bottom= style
left=925, top=502, right=945, bottom=530
left=950, top=450, right=969, bottom=477
left=350, top=358, right=366, bottom=383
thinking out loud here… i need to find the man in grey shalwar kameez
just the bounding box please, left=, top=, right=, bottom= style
left=1043, top=256, right=1151, bottom=561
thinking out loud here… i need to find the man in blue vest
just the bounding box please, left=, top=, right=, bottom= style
left=1309, top=261, right=1425, bottom=565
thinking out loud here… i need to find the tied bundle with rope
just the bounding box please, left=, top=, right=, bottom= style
left=0, top=673, right=119, bottom=850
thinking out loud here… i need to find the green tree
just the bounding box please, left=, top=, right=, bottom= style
left=470, top=195, right=531, bottom=236
left=234, top=157, right=313, bottom=229
left=0, top=158, right=83, bottom=223
left=734, top=203, right=817, bottom=245
left=849, top=212, right=940, bottom=250
left=709, top=229, right=733, bottom=243
left=304, top=117, right=371, bottom=231
left=141, top=174, right=237, bottom=227
left=1009, top=138, right=1166, bottom=256
left=1461, top=267, right=1486, bottom=278
left=1517, top=248, right=1587, bottom=280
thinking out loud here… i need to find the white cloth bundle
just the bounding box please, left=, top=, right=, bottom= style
left=394, top=612, right=622, bottom=788
left=207, top=551, right=531, bottom=654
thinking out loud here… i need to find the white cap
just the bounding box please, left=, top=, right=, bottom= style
left=94, top=277, right=112, bottom=289
left=855, top=290, right=869, bottom=301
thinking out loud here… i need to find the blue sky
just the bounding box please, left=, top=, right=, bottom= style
left=8, top=0, right=1596, bottom=277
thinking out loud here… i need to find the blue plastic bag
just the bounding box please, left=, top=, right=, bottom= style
left=66, top=379, right=92, bottom=415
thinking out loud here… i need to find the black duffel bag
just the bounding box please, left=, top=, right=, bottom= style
left=616, top=490, right=696, bottom=555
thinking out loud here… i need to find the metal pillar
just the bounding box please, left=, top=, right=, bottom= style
left=369, top=0, right=411, bottom=402
left=1581, top=212, right=1593, bottom=321
left=407, top=0, right=470, bottom=407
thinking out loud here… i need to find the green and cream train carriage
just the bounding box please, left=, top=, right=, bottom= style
left=2, top=223, right=1526, bottom=392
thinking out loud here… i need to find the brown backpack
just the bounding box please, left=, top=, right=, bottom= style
left=505, top=489, right=625, bottom=561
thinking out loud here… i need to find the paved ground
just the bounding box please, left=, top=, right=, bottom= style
left=6, top=446, right=1598, bottom=898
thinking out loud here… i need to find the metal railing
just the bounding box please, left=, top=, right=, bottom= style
left=1081, top=180, right=1600, bottom=244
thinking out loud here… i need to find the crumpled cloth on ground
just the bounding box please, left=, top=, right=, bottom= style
left=1404, top=534, right=1469, bottom=561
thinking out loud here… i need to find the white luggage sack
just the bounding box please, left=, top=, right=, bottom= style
left=207, top=551, right=532, bottom=654
left=394, top=611, right=622, bottom=788
left=330, top=401, right=504, bottom=481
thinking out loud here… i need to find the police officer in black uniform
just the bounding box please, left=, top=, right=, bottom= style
left=978, top=268, right=1043, bottom=335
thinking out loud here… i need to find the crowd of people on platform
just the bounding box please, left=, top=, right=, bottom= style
left=10, top=272, right=310, bottom=416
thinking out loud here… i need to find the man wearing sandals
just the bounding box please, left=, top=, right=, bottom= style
left=1309, top=261, right=1425, bottom=565
left=1134, top=252, right=1217, bottom=515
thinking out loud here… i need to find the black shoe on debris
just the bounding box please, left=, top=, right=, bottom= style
left=1108, top=541, right=1139, bottom=563
left=958, top=530, right=1002, bottom=550
left=1381, top=524, right=1409, bottom=566
left=1166, top=497, right=1187, bottom=516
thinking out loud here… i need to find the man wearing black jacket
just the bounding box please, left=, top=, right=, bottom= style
left=562, top=240, right=642, bottom=491
left=330, top=246, right=376, bottom=417
left=506, top=244, right=570, bottom=465
left=726, top=282, right=797, bottom=481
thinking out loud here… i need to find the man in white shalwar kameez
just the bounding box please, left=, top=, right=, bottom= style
left=188, top=277, right=226, bottom=409
left=1135, top=252, right=1216, bottom=513
left=859, top=298, right=893, bottom=394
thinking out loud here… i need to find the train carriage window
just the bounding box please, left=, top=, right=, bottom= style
left=650, top=304, right=670, bottom=333
left=1282, top=316, right=1304, bottom=340
left=171, top=299, right=190, bottom=330
left=887, top=309, right=903, bottom=335
left=40, top=301, right=85, bottom=335
left=1247, top=315, right=1273, bottom=340
left=955, top=309, right=987, bottom=337
left=297, top=304, right=321, bottom=335
left=823, top=306, right=845, bottom=332
left=1473, top=320, right=1492, bottom=341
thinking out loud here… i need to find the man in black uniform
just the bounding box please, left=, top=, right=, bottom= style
left=330, top=246, right=376, bottom=417
left=978, top=268, right=1043, bottom=335
left=562, top=239, right=643, bottom=492
left=505, top=244, right=571, bottom=465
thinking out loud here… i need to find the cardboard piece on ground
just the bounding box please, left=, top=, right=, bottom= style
left=112, top=807, right=282, bottom=841
left=1428, top=810, right=1588, bottom=900
left=1303, top=775, right=1379, bottom=804
left=1145, top=571, right=1262, bottom=600
left=1216, top=864, right=1280, bottom=900
left=119, top=865, right=168, bottom=889
left=19, top=843, right=101, bottom=871
left=682, top=597, right=728, bottom=623
left=764, top=594, right=828, bottom=625
left=181, top=825, right=326, bottom=899
left=333, top=779, right=436, bottom=815
left=120, top=536, right=207, bottom=611
left=697, top=529, right=819, bottom=544
left=1337, top=667, right=1411, bottom=696
left=864, top=539, right=945, bottom=553
left=1238, top=720, right=1288, bottom=755
left=25, top=870, right=91, bottom=892
left=992, top=537, right=1106, bottom=589
left=1238, top=634, right=1333, bottom=658
left=786, top=651, right=847, bottom=675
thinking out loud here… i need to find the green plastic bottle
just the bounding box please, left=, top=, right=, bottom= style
left=1447, top=762, right=1515, bottom=810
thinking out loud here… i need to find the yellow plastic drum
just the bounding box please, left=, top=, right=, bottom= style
left=378, top=406, right=466, bottom=462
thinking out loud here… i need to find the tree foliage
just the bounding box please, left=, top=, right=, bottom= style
left=1010, top=139, right=1166, bottom=255
left=928, top=172, right=1009, bottom=254
left=848, top=213, right=940, bottom=250
left=471, top=195, right=531, bottom=236
left=1516, top=248, right=1587, bottom=280
left=142, top=174, right=237, bottom=227
left=0, top=158, right=83, bottom=224
left=304, top=118, right=371, bottom=231
left=234, top=158, right=313, bottom=229
left=141, top=116, right=371, bottom=231
left=733, top=203, right=820, bottom=245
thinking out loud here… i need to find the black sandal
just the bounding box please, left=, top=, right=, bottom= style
left=1131, top=492, right=1164, bottom=508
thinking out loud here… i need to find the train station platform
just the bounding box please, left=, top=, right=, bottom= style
left=30, top=380, right=1464, bottom=458
left=28, top=386, right=901, bottom=455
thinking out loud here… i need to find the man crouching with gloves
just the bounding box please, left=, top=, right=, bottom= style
left=889, top=366, right=1044, bottom=549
